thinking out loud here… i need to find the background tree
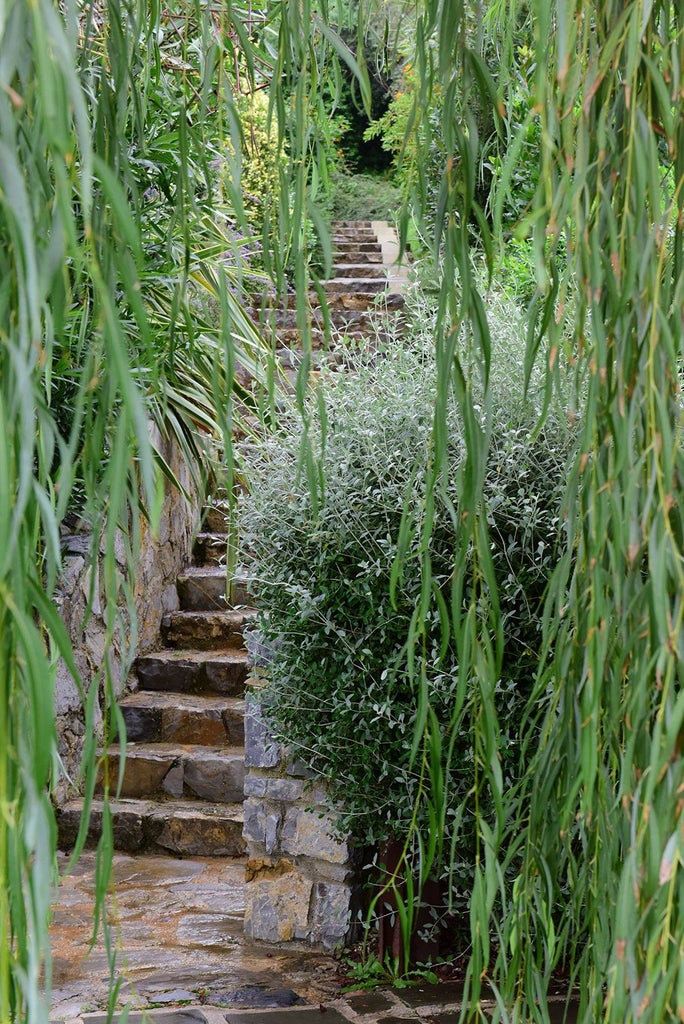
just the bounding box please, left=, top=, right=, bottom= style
left=394, top=2, right=684, bottom=1021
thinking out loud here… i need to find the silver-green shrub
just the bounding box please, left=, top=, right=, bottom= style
left=239, top=292, right=573, bottom=870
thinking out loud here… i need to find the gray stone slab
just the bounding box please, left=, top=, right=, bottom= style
left=85, top=1011, right=207, bottom=1024
left=147, top=991, right=195, bottom=1005
left=243, top=774, right=267, bottom=797
left=211, top=987, right=305, bottom=1008
left=394, top=982, right=464, bottom=1008
left=343, top=989, right=396, bottom=1014
left=244, top=697, right=281, bottom=768
left=224, top=1010, right=349, bottom=1024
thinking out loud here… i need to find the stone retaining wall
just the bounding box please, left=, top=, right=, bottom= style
left=242, top=685, right=360, bottom=949
left=54, top=428, right=198, bottom=803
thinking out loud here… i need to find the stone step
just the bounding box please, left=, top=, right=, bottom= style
left=119, top=691, right=246, bottom=746
left=202, top=502, right=230, bottom=533
left=310, top=291, right=404, bottom=311
left=178, top=565, right=228, bottom=610
left=135, top=648, right=249, bottom=696
left=331, top=228, right=377, bottom=240
left=333, top=219, right=373, bottom=227
left=177, top=567, right=253, bottom=611
left=332, top=249, right=383, bottom=264
left=161, top=609, right=255, bottom=650
left=57, top=797, right=246, bottom=856
left=257, top=307, right=400, bottom=332
left=193, top=531, right=229, bottom=566
left=270, top=326, right=328, bottom=349
left=100, top=742, right=246, bottom=803
left=333, top=240, right=382, bottom=253
left=332, top=263, right=386, bottom=279
left=322, top=277, right=388, bottom=295
left=275, top=348, right=352, bottom=370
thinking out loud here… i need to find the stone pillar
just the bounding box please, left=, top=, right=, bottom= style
left=242, top=687, right=360, bottom=949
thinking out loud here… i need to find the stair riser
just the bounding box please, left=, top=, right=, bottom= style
left=333, top=241, right=382, bottom=253
left=202, top=505, right=230, bottom=533
left=100, top=751, right=246, bottom=804
left=136, top=656, right=248, bottom=697
left=121, top=706, right=245, bottom=746
left=193, top=534, right=229, bottom=566
left=177, top=574, right=227, bottom=611
left=57, top=804, right=245, bottom=857
left=314, top=292, right=406, bottom=311
left=323, top=279, right=387, bottom=295
left=256, top=308, right=402, bottom=331
left=331, top=230, right=378, bottom=240
left=177, top=573, right=252, bottom=612
left=332, top=264, right=386, bottom=279
left=332, top=251, right=383, bottom=264
left=161, top=612, right=252, bottom=651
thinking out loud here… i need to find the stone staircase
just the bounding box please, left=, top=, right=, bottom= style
left=57, top=220, right=406, bottom=864
left=57, top=504, right=250, bottom=857
left=253, top=219, right=407, bottom=382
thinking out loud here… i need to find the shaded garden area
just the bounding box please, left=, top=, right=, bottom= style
left=2, top=2, right=684, bottom=1023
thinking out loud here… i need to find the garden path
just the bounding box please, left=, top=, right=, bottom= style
left=51, top=221, right=411, bottom=1018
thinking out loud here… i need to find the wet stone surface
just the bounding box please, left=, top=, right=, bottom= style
left=210, top=986, right=305, bottom=1008
left=49, top=852, right=340, bottom=1020
left=224, top=1011, right=350, bottom=1024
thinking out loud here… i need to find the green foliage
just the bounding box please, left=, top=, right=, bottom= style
left=222, top=91, right=285, bottom=236
left=0, top=1, right=279, bottom=1016
left=342, top=951, right=439, bottom=990
left=240, top=291, right=571, bottom=902
left=484, top=42, right=540, bottom=231
left=322, top=170, right=402, bottom=222
left=364, top=63, right=445, bottom=213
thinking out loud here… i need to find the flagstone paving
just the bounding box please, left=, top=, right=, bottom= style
left=49, top=850, right=576, bottom=1023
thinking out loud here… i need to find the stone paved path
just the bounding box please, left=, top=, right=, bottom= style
left=49, top=851, right=471, bottom=1022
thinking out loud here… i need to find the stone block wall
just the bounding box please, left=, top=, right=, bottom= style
left=53, top=428, right=198, bottom=803
left=242, top=687, right=360, bottom=949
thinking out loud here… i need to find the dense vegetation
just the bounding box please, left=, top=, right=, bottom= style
left=241, top=294, right=572, bottom=944
left=2, top=1, right=684, bottom=1022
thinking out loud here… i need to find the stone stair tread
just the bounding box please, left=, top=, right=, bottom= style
left=120, top=691, right=246, bottom=713
left=138, top=647, right=249, bottom=665
left=161, top=609, right=255, bottom=653
left=333, top=240, right=381, bottom=249
left=323, top=276, right=386, bottom=287
left=57, top=797, right=246, bottom=856
left=108, top=741, right=246, bottom=757
left=135, top=647, right=250, bottom=697
left=180, top=564, right=228, bottom=577
left=332, top=264, right=386, bottom=276
left=59, top=796, right=245, bottom=817
left=179, top=565, right=253, bottom=584
left=163, top=610, right=255, bottom=627
left=163, top=608, right=255, bottom=622
left=310, top=292, right=400, bottom=310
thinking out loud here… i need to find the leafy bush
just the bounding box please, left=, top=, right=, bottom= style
left=239, top=291, right=573, bottom=876
left=322, top=170, right=402, bottom=222
left=221, top=92, right=285, bottom=236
